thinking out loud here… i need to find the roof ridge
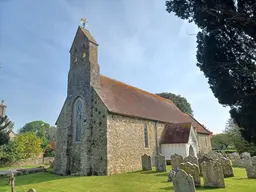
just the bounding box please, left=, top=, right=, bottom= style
left=100, top=75, right=176, bottom=105
left=186, top=113, right=212, bottom=134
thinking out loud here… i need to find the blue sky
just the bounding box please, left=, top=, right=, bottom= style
left=0, top=0, right=230, bottom=133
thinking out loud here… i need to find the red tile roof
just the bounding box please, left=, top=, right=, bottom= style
left=160, top=123, right=192, bottom=144
left=98, top=75, right=212, bottom=135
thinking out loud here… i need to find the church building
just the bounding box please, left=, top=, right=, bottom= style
left=55, top=25, right=212, bottom=176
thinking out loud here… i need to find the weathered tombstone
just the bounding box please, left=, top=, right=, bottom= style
left=245, top=165, right=256, bottom=179
left=252, top=156, right=256, bottom=166
left=173, top=169, right=196, bottom=192
left=198, top=154, right=213, bottom=175
left=180, top=162, right=201, bottom=187
left=171, top=153, right=183, bottom=170
left=156, top=154, right=166, bottom=172
left=184, top=155, right=199, bottom=167
left=218, top=157, right=234, bottom=177
left=207, top=151, right=222, bottom=160
left=167, top=169, right=177, bottom=182
left=229, top=152, right=240, bottom=160
left=201, top=160, right=225, bottom=188
left=28, top=189, right=36, bottom=192
left=141, top=154, right=152, bottom=171
left=241, top=152, right=251, bottom=160
left=242, top=159, right=252, bottom=168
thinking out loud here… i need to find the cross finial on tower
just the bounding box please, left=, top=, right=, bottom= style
left=80, top=18, right=87, bottom=29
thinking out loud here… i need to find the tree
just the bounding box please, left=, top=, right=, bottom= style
left=156, top=92, right=193, bottom=115
left=211, top=133, right=232, bottom=150
left=0, top=116, right=14, bottom=146
left=19, top=120, right=50, bottom=142
left=224, top=118, right=256, bottom=155
left=14, top=132, right=42, bottom=159
left=165, top=0, right=256, bottom=143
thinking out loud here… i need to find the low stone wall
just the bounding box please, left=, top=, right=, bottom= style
left=10, top=157, right=54, bottom=167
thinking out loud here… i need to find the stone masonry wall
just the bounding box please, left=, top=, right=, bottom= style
left=107, top=114, right=165, bottom=175
left=90, top=89, right=108, bottom=175
left=197, top=133, right=212, bottom=155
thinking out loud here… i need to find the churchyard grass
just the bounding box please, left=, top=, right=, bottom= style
left=0, top=166, right=255, bottom=192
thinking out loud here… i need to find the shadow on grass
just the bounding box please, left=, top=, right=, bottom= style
left=129, top=170, right=168, bottom=177
left=0, top=170, right=76, bottom=187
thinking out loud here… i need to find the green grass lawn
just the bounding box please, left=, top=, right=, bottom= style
left=0, top=166, right=255, bottom=192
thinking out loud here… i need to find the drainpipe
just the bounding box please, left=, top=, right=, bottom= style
left=155, top=121, right=159, bottom=155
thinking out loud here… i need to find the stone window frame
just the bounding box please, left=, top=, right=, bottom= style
left=72, top=97, right=84, bottom=143
left=144, top=124, right=149, bottom=148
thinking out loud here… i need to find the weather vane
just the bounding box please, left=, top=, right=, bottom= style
left=80, top=18, right=87, bottom=29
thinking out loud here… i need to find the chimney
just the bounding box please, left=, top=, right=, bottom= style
left=0, top=100, right=7, bottom=118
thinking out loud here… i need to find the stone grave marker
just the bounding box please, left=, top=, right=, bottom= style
left=245, top=164, right=256, bottom=179
left=184, top=155, right=199, bottom=167
left=252, top=156, right=256, bottom=166
left=201, top=159, right=225, bottom=188
left=173, top=169, right=196, bottom=192
left=180, top=162, right=201, bottom=187
left=241, top=152, right=251, bottom=160
left=156, top=154, right=166, bottom=172
left=171, top=153, right=183, bottom=170
left=28, top=189, right=36, bottom=192
left=218, top=157, right=234, bottom=177
left=141, top=154, right=152, bottom=171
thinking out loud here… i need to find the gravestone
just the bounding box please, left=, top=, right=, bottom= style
left=241, top=152, right=251, bottom=160
left=245, top=165, right=256, bottom=179
left=242, top=159, right=252, bottom=168
left=218, top=157, right=234, bottom=177
left=141, top=154, right=152, bottom=171
left=171, top=154, right=183, bottom=170
left=207, top=151, right=223, bottom=160
left=167, top=169, right=177, bottom=182
left=28, top=189, right=36, bottom=192
left=252, top=156, right=256, bottom=166
left=173, top=169, right=196, bottom=192
left=230, top=153, right=243, bottom=167
left=201, top=160, right=225, bottom=188
left=180, top=162, right=201, bottom=187
left=184, top=155, right=199, bottom=167
left=156, top=154, right=166, bottom=172
left=198, top=154, right=213, bottom=175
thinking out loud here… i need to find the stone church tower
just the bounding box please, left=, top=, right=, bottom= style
left=55, top=26, right=108, bottom=176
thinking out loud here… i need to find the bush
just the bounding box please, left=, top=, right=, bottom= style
left=0, top=142, right=21, bottom=164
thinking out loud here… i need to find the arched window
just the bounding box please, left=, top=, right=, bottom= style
left=74, top=99, right=83, bottom=142
left=144, top=124, right=149, bottom=148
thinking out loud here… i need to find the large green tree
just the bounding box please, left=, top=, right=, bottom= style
left=19, top=120, right=50, bottom=143
left=165, top=0, right=256, bottom=143
left=211, top=133, right=232, bottom=150
left=156, top=92, right=193, bottom=115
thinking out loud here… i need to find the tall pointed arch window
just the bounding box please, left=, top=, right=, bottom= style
left=74, top=98, right=83, bottom=142
left=144, top=124, right=149, bottom=148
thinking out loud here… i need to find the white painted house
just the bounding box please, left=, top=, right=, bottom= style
left=160, top=122, right=198, bottom=160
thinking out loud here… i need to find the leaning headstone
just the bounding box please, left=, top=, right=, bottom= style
left=252, top=156, right=256, bottom=166
left=171, top=154, right=183, bottom=170
left=173, top=169, right=196, bottom=192
left=141, top=154, right=152, bottom=171
left=241, top=152, right=251, bottom=160
left=245, top=165, right=256, bottom=179
left=218, top=157, right=234, bottom=177
left=180, top=162, right=201, bottom=187
left=201, top=160, right=225, bottom=188
left=156, top=154, right=166, bottom=172
left=184, top=155, right=199, bottom=167
left=28, top=189, right=36, bottom=192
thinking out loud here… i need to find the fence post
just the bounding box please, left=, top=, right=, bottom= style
left=9, top=172, right=15, bottom=192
